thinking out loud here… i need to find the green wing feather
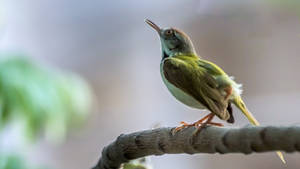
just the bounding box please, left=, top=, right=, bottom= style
left=198, top=59, right=236, bottom=89
left=197, top=59, right=226, bottom=76
left=162, top=56, right=230, bottom=120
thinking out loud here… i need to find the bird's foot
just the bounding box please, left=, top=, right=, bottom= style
left=204, top=122, right=224, bottom=127
left=172, top=113, right=224, bottom=135
left=192, top=121, right=224, bottom=136
left=174, top=121, right=197, bottom=132
left=173, top=113, right=211, bottom=133
left=174, top=121, right=223, bottom=131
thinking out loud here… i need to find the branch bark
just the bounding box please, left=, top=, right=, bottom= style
left=92, top=126, right=300, bottom=169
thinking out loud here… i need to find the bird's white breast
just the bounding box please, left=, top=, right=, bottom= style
left=160, top=62, right=206, bottom=110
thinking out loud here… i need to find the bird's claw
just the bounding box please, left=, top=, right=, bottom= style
left=172, top=120, right=224, bottom=135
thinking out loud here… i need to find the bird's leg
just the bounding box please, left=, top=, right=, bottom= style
left=174, top=113, right=212, bottom=132
left=200, top=114, right=224, bottom=127
left=207, top=122, right=224, bottom=127
left=224, top=86, right=233, bottom=100
left=193, top=113, right=224, bottom=135
left=192, top=113, right=214, bottom=127
left=174, top=113, right=221, bottom=132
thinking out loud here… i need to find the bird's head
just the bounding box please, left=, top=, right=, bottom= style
left=145, top=19, right=196, bottom=59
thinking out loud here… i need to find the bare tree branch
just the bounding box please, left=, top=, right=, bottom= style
left=92, top=126, right=300, bottom=169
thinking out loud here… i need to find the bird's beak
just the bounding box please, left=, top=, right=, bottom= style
left=145, top=19, right=161, bottom=34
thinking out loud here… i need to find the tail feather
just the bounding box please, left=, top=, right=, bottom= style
left=233, top=96, right=286, bottom=164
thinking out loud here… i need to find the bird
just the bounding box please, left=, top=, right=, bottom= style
left=145, top=19, right=285, bottom=163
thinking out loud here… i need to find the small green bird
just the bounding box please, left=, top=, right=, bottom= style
left=145, top=19, right=285, bottom=163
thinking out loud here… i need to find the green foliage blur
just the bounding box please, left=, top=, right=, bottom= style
left=0, top=154, right=49, bottom=169
left=0, top=55, right=93, bottom=169
left=0, top=55, right=92, bottom=142
left=122, top=164, right=148, bottom=169
left=121, top=158, right=153, bottom=169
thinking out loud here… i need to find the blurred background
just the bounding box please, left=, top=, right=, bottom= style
left=0, top=0, right=300, bottom=169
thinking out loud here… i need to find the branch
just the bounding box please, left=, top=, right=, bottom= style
left=92, top=126, right=300, bottom=169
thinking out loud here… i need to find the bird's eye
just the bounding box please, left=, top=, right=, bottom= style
left=165, top=29, right=173, bottom=36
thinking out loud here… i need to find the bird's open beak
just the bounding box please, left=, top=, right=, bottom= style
left=145, top=19, right=161, bottom=34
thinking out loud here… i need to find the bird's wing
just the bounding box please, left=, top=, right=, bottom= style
left=198, top=59, right=243, bottom=95
left=197, top=59, right=226, bottom=76
left=162, top=57, right=230, bottom=120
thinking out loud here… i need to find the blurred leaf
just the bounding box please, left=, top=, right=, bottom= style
left=0, top=154, right=50, bottom=169
left=0, top=55, right=92, bottom=142
left=122, top=164, right=148, bottom=169
left=121, top=157, right=153, bottom=169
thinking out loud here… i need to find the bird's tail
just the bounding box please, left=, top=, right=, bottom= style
left=233, top=96, right=286, bottom=164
